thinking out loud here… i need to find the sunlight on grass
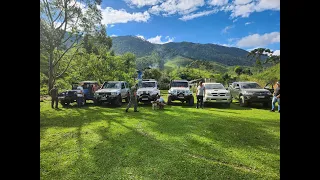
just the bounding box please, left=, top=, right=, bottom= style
left=41, top=92, right=280, bottom=180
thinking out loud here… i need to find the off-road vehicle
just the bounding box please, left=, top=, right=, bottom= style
left=167, top=80, right=194, bottom=106
left=93, top=81, right=130, bottom=106
left=203, top=83, right=232, bottom=107
left=229, top=81, right=273, bottom=107
left=137, top=79, right=160, bottom=103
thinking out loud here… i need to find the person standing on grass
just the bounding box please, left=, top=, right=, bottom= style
left=76, top=85, right=84, bottom=107
left=49, top=85, right=59, bottom=109
left=196, top=81, right=205, bottom=109
left=126, top=84, right=139, bottom=112
left=270, top=81, right=280, bottom=112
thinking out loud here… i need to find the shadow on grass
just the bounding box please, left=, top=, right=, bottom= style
left=40, top=100, right=279, bottom=179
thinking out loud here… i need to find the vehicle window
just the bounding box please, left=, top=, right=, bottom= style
left=142, top=82, right=156, bottom=88
left=121, top=83, right=125, bottom=89
left=241, top=83, right=262, bottom=89
left=171, top=82, right=188, bottom=87
left=204, top=84, right=225, bottom=89
left=102, top=82, right=120, bottom=89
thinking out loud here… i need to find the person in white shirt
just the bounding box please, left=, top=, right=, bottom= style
left=196, top=81, right=205, bottom=109
left=76, top=85, right=84, bottom=107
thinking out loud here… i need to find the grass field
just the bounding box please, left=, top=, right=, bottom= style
left=40, top=91, right=280, bottom=179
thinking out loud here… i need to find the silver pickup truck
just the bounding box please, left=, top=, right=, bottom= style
left=229, top=81, right=273, bottom=107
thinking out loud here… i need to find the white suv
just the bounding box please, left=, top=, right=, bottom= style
left=137, top=79, right=160, bottom=103
left=93, top=81, right=130, bottom=106
left=203, top=83, right=232, bottom=107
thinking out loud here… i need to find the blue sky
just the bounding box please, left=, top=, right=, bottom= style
left=99, top=0, right=280, bottom=54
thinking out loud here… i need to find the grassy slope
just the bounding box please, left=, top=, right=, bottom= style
left=40, top=91, right=280, bottom=180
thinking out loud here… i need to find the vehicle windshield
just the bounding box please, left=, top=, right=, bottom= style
left=241, top=83, right=262, bottom=89
left=102, top=82, right=120, bottom=89
left=141, top=82, right=156, bottom=88
left=171, top=82, right=188, bottom=88
left=204, top=84, right=225, bottom=89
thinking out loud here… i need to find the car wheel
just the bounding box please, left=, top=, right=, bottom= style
left=239, top=95, right=248, bottom=107
left=189, top=96, right=194, bottom=106
left=167, top=95, right=172, bottom=105
left=61, top=101, right=70, bottom=107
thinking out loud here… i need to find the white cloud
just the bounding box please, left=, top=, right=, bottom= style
left=236, top=32, right=280, bottom=48
left=245, top=21, right=253, bottom=25
left=147, top=35, right=174, bottom=44
left=125, top=0, right=163, bottom=7
left=148, top=0, right=205, bottom=16
left=273, top=50, right=280, bottom=55
left=179, top=9, right=218, bottom=21
left=230, top=2, right=255, bottom=18
left=207, top=0, right=229, bottom=6
left=229, top=0, right=280, bottom=18
left=110, top=34, right=118, bottom=37
left=110, top=24, right=115, bottom=28
left=222, top=25, right=235, bottom=34
left=136, top=34, right=145, bottom=40
left=255, top=0, right=280, bottom=12
left=101, top=7, right=150, bottom=25
left=234, top=0, right=252, bottom=5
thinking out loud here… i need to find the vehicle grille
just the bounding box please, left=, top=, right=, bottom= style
left=253, top=92, right=267, bottom=95
left=99, top=92, right=111, bottom=96
left=211, top=93, right=226, bottom=96
left=177, top=90, right=185, bottom=94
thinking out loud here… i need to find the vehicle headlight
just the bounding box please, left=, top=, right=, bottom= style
left=226, top=92, right=230, bottom=96
left=137, top=91, right=142, bottom=95
left=267, top=91, right=272, bottom=95
left=243, top=91, right=253, bottom=95
left=94, top=92, right=98, bottom=96
left=171, top=90, right=177, bottom=94
left=207, top=93, right=211, bottom=96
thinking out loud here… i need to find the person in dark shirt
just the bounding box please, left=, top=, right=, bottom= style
left=49, top=85, right=59, bottom=109
left=271, top=81, right=280, bottom=112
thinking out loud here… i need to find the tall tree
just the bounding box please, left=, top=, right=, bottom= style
left=234, top=66, right=243, bottom=76
left=40, top=0, right=103, bottom=92
left=247, top=48, right=272, bottom=72
left=265, top=55, right=280, bottom=65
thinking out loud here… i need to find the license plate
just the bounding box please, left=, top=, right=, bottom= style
left=258, top=96, right=265, bottom=98
left=142, top=98, right=148, bottom=100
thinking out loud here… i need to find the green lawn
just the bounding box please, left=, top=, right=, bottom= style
left=40, top=91, right=280, bottom=179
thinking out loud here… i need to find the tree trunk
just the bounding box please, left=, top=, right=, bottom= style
left=48, top=48, right=54, bottom=94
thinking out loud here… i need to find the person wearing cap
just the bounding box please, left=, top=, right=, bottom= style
left=270, top=81, right=280, bottom=112
left=49, top=85, right=59, bottom=109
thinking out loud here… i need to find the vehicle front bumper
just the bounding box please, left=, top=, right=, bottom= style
left=243, top=94, right=273, bottom=103
left=138, top=93, right=157, bottom=102
left=58, top=96, right=77, bottom=102
left=94, top=95, right=118, bottom=103
left=204, top=96, right=232, bottom=103
left=169, top=93, right=193, bottom=100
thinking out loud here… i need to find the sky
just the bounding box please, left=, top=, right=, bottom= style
left=99, top=0, right=280, bottom=55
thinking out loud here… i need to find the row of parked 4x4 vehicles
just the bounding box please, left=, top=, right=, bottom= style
left=58, top=79, right=275, bottom=108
